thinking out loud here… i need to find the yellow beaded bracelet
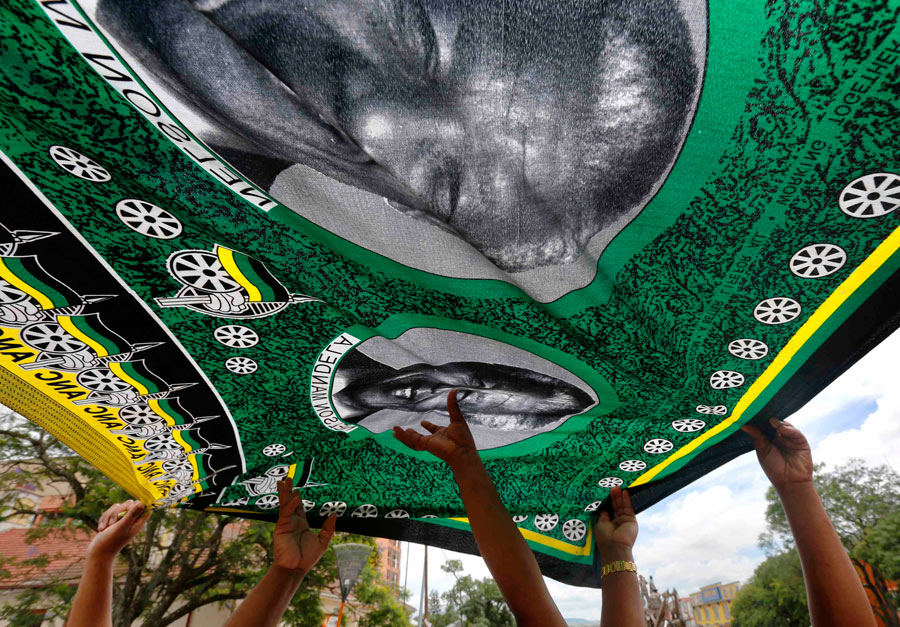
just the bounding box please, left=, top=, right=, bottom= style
left=600, top=560, right=638, bottom=578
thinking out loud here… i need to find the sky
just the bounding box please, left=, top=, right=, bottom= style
left=401, top=327, right=900, bottom=621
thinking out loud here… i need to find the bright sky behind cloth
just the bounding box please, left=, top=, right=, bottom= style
left=403, top=326, right=900, bottom=622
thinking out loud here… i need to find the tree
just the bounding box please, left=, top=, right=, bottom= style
left=0, top=408, right=408, bottom=627
left=353, top=563, right=412, bottom=627
left=731, top=551, right=809, bottom=627
left=758, top=459, right=900, bottom=627
left=427, top=559, right=514, bottom=627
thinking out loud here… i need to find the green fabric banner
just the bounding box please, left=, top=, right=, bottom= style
left=1, top=0, right=898, bottom=585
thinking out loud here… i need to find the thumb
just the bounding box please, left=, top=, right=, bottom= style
left=319, top=514, right=337, bottom=549
left=741, top=423, right=768, bottom=450
left=128, top=510, right=152, bottom=540
left=117, top=501, right=145, bottom=529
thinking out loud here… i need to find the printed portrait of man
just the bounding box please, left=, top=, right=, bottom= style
left=94, top=0, right=704, bottom=296
left=328, top=330, right=598, bottom=449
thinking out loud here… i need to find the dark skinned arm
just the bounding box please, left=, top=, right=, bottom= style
left=742, top=418, right=876, bottom=627
left=393, top=390, right=567, bottom=627
left=594, top=486, right=644, bottom=627
left=223, top=479, right=337, bottom=627
left=68, top=500, right=150, bottom=627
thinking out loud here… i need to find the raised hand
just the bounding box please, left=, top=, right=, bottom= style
left=273, top=479, right=336, bottom=573
left=392, top=389, right=478, bottom=469
left=89, top=500, right=150, bottom=558
left=742, top=418, right=813, bottom=488
left=593, top=486, right=638, bottom=562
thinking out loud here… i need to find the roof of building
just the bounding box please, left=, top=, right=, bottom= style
left=0, top=527, right=106, bottom=589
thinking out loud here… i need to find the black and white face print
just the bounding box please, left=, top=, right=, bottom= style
left=92, top=0, right=706, bottom=300
left=330, top=329, right=598, bottom=450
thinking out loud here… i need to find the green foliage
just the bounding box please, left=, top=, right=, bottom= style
left=0, top=409, right=408, bottom=627
left=427, top=559, right=514, bottom=627
left=760, top=460, right=900, bottom=554
left=757, top=459, right=900, bottom=627
left=731, top=551, right=809, bottom=627
left=353, top=563, right=412, bottom=627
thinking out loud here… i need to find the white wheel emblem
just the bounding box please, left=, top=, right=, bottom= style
left=584, top=501, right=602, bottom=513
left=143, top=434, right=183, bottom=452
left=728, top=338, right=768, bottom=360
left=512, top=515, right=529, bottom=523
left=696, top=405, right=727, bottom=415
left=421, top=514, right=438, bottom=519
left=115, top=199, right=182, bottom=239
left=226, top=356, right=257, bottom=375
left=48, top=145, right=111, bottom=182
left=597, top=477, right=623, bottom=488
left=265, top=465, right=290, bottom=479
left=256, top=494, right=279, bottom=510
left=534, top=514, right=559, bottom=532
left=644, top=438, right=674, bottom=454
left=352, top=504, right=378, bottom=518
left=20, top=322, right=86, bottom=354
left=77, top=368, right=131, bottom=393
left=168, top=250, right=240, bottom=293
left=119, top=404, right=162, bottom=425
left=710, top=370, right=744, bottom=389
left=0, top=279, right=27, bottom=305
left=619, top=460, right=647, bottom=472
left=790, top=244, right=847, bottom=278
left=839, top=173, right=900, bottom=218
left=302, top=500, right=315, bottom=512
left=385, top=509, right=409, bottom=519
left=162, top=459, right=193, bottom=474
left=263, top=443, right=286, bottom=457
left=754, top=297, right=801, bottom=325
left=214, top=325, right=259, bottom=348
left=672, top=418, right=706, bottom=433
left=319, top=501, right=347, bottom=517
left=562, top=519, right=587, bottom=542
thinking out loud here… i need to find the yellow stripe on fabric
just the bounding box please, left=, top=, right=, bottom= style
left=172, top=429, right=194, bottom=454
left=108, top=361, right=149, bottom=395
left=449, top=517, right=593, bottom=556
left=188, top=450, right=200, bottom=483
left=0, top=259, right=54, bottom=309
left=205, top=507, right=259, bottom=515
left=631, top=223, right=900, bottom=487
left=217, top=247, right=262, bottom=302
left=148, top=398, right=177, bottom=427
left=56, top=316, right=108, bottom=356
left=0, top=362, right=157, bottom=505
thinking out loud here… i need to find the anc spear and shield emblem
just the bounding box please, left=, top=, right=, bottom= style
left=0, top=255, right=112, bottom=327
left=111, top=396, right=218, bottom=438
left=0, top=221, right=56, bottom=256
left=156, top=245, right=318, bottom=319
left=73, top=358, right=196, bottom=407
left=18, top=313, right=161, bottom=373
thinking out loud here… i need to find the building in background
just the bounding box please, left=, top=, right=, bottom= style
left=689, top=581, right=739, bottom=627
left=375, top=538, right=402, bottom=591
left=678, top=597, right=697, bottom=627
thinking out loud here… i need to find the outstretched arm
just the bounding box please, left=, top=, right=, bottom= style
left=743, top=418, right=876, bottom=627
left=393, top=390, right=566, bottom=627
left=594, top=487, right=644, bottom=627
left=68, top=500, right=150, bottom=627
left=224, top=480, right=336, bottom=627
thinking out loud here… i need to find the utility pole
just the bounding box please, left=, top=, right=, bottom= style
left=423, top=546, right=429, bottom=622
